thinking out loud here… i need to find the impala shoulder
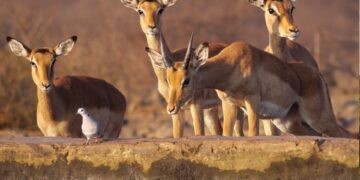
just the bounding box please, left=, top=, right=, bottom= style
left=287, top=40, right=315, bottom=58
left=221, top=41, right=254, bottom=56
left=53, top=76, right=73, bottom=87
left=208, top=42, right=227, bottom=56
left=288, top=41, right=319, bottom=69
left=288, top=62, right=320, bottom=78
left=228, top=41, right=255, bottom=52
left=53, top=76, right=107, bottom=88
left=286, top=40, right=302, bottom=50
left=75, top=76, right=113, bottom=86
left=208, top=42, right=227, bottom=48
left=230, top=41, right=251, bottom=47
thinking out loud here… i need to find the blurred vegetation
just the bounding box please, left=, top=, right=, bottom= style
left=0, top=0, right=358, bottom=137
left=0, top=52, right=37, bottom=130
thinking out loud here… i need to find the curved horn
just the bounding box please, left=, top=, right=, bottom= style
left=183, top=32, right=194, bottom=69
left=160, top=33, right=172, bottom=68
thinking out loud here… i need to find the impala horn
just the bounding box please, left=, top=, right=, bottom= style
left=160, top=33, right=172, bottom=68
left=183, top=32, right=194, bottom=69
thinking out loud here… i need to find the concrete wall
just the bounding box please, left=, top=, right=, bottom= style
left=0, top=136, right=358, bottom=179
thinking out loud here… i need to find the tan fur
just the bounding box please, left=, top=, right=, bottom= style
left=7, top=37, right=126, bottom=138
left=166, top=40, right=352, bottom=138
left=121, top=0, right=225, bottom=137
left=250, top=0, right=318, bottom=67
left=249, top=0, right=338, bottom=136
left=151, top=43, right=225, bottom=137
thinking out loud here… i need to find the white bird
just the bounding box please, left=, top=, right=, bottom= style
left=77, top=108, right=103, bottom=145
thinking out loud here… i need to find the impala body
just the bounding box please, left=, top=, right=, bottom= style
left=121, top=0, right=230, bottom=137
left=248, top=0, right=329, bottom=134
left=7, top=36, right=126, bottom=138
left=164, top=35, right=351, bottom=138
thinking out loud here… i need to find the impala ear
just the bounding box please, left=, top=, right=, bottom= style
left=145, top=47, right=168, bottom=69
left=120, top=0, right=139, bottom=10
left=193, top=42, right=209, bottom=71
left=6, top=36, right=31, bottom=59
left=54, top=36, right=77, bottom=57
left=159, top=0, right=178, bottom=7
left=248, top=0, right=266, bottom=8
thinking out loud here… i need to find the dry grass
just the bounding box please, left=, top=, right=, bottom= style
left=0, top=0, right=358, bottom=137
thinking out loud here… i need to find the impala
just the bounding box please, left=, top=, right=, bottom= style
left=248, top=0, right=332, bottom=135
left=6, top=36, right=126, bottom=138
left=120, top=0, right=242, bottom=137
left=163, top=34, right=351, bottom=138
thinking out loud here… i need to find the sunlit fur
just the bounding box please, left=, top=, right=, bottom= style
left=250, top=0, right=319, bottom=67
left=166, top=40, right=352, bottom=138
left=30, top=50, right=56, bottom=92
left=7, top=37, right=126, bottom=138
left=139, top=1, right=163, bottom=35
left=166, top=63, right=193, bottom=114
left=249, top=0, right=324, bottom=134
left=257, top=0, right=300, bottom=40
left=121, top=0, right=225, bottom=137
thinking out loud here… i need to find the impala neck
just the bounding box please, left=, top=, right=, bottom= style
left=37, top=88, right=58, bottom=122
left=145, top=32, right=172, bottom=82
left=268, top=33, right=292, bottom=62
left=146, top=34, right=161, bottom=52
left=195, top=56, right=232, bottom=92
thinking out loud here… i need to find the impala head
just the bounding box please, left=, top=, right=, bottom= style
left=6, top=36, right=77, bottom=92
left=249, top=0, right=299, bottom=40
left=120, top=0, right=178, bottom=36
left=146, top=33, right=209, bottom=115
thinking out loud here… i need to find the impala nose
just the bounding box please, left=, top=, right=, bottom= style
left=42, top=83, right=51, bottom=90
left=148, top=25, right=156, bottom=29
left=167, top=105, right=176, bottom=114
left=289, top=27, right=300, bottom=34
left=147, top=25, right=159, bottom=35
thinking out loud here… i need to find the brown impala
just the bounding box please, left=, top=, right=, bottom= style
left=162, top=34, right=351, bottom=138
left=247, top=0, right=330, bottom=135
left=120, top=0, right=234, bottom=137
left=6, top=36, right=126, bottom=138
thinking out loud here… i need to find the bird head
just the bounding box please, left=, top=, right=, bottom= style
left=77, top=108, right=86, bottom=115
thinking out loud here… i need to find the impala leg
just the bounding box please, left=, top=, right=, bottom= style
left=262, top=120, right=273, bottom=136
left=262, top=120, right=280, bottom=136
left=222, top=100, right=238, bottom=136
left=204, top=107, right=222, bottom=135
left=271, top=105, right=312, bottom=136
left=171, top=111, right=185, bottom=138
left=244, top=96, right=260, bottom=137
left=233, top=109, right=244, bottom=136
left=272, top=119, right=310, bottom=136
left=190, top=103, right=205, bottom=136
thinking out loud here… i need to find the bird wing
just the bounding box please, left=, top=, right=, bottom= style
left=81, top=115, right=99, bottom=136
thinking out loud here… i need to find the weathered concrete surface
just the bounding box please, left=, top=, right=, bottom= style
left=0, top=136, right=358, bottom=179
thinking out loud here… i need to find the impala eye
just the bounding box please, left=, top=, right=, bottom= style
left=137, top=9, right=144, bottom=16
left=158, top=8, right=164, bottom=15
left=268, top=8, right=275, bottom=15
left=30, top=61, right=36, bottom=67
left=182, top=78, right=190, bottom=88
